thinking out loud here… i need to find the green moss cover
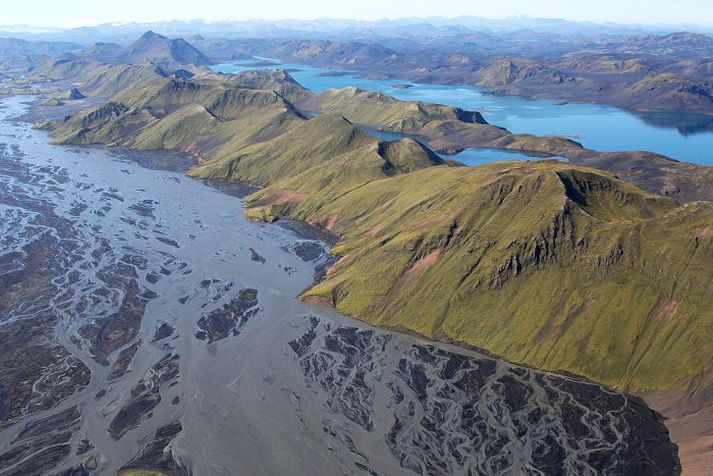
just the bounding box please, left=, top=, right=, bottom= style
left=250, top=161, right=713, bottom=394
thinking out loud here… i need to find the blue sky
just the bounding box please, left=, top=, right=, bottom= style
left=3, top=0, right=713, bottom=28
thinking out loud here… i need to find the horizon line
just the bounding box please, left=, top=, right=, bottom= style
left=2, top=14, right=713, bottom=33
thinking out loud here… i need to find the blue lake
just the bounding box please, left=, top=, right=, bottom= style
left=213, top=60, right=713, bottom=165
left=353, top=124, right=564, bottom=165
left=448, top=148, right=568, bottom=166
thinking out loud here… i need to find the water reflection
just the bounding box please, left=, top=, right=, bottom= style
left=634, top=111, right=713, bottom=136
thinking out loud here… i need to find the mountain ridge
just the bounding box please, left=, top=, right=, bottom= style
left=248, top=161, right=713, bottom=397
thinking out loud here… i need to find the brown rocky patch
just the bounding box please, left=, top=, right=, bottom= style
left=398, top=250, right=442, bottom=288
left=308, top=214, right=343, bottom=234
left=655, top=299, right=681, bottom=323
left=695, top=226, right=713, bottom=239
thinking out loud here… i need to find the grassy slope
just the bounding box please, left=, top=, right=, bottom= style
left=82, top=63, right=170, bottom=97
left=244, top=135, right=448, bottom=222
left=189, top=113, right=447, bottom=223
left=311, top=86, right=486, bottom=131
left=28, top=58, right=171, bottom=98
left=190, top=114, right=372, bottom=182
left=50, top=75, right=308, bottom=162
left=247, top=160, right=713, bottom=394
left=307, top=87, right=584, bottom=155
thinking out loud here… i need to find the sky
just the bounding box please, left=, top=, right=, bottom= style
left=2, top=0, right=713, bottom=28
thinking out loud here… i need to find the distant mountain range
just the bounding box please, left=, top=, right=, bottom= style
left=2, top=16, right=713, bottom=45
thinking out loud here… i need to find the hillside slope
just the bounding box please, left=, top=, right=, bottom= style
left=49, top=72, right=312, bottom=162
left=308, top=86, right=487, bottom=130
left=189, top=114, right=448, bottom=222
left=41, top=61, right=713, bottom=201
left=304, top=86, right=586, bottom=156
left=299, top=84, right=713, bottom=203
left=245, top=160, right=713, bottom=397
left=28, top=57, right=172, bottom=97
left=619, top=73, right=713, bottom=113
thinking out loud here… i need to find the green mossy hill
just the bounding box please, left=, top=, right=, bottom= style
left=45, top=64, right=713, bottom=401
left=229, top=69, right=314, bottom=104
left=50, top=74, right=309, bottom=161
left=29, top=53, right=311, bottom=106
left=115, top=76, right=304, bottom=118
left=80, top=63, right=171, bottom=97
left=188, top=114, right=445, bottom=192
left=307, top=86, right=582, bottom=156
left=310, top=86, right=486, bottom=131
left=28, top=57, right=100, bottom=81
left=28, top=58, right=171, bottom=98
left=246, top=160, right=713, bottom=395
left=116, top=70, right=311, bottom=110
left=52, top=101, right=133, bottom=145
left=244, top=136, right=447, bottom=220
left=567, top=149, right=713, bottom=204
left=189, top=114, right=372, bottom=184
left=420, top=119, right=583, bottom=156
left=45, top=65, right=581, bottom=170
